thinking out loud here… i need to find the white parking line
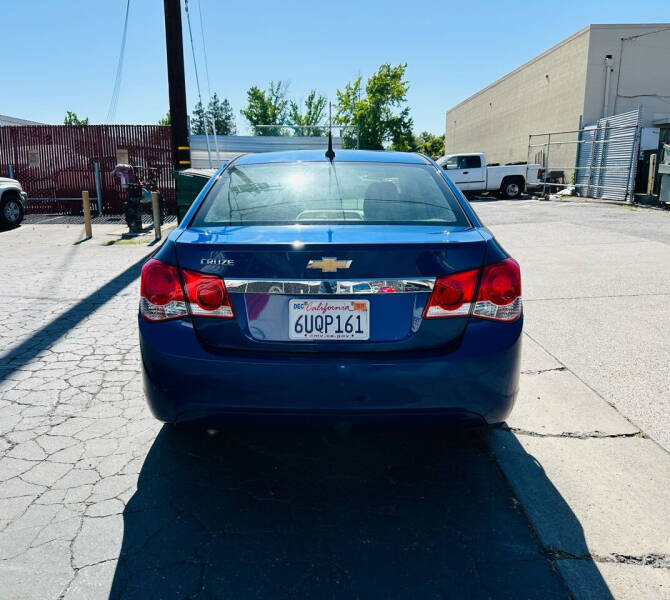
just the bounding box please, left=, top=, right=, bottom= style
left=32, top=216, right=64, bottom=224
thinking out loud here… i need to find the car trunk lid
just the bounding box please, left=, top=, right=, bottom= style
left=175, top=224, right=486, bottom=352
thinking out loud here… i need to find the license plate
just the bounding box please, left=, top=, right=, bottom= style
left=289, top=299, right=370, bottom=340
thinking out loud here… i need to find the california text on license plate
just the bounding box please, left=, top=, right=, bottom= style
left=289, top=299, right=370, bottom=340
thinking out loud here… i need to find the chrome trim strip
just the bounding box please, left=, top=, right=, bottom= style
left=225, top=278, right=436, bottom=295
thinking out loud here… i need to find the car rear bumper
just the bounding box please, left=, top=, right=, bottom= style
left=139, top=316, right=522, bottom=426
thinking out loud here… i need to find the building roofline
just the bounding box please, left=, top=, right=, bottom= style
left=588, top=23, right=670, bottom=30
left=0, top=114, right=44, bottom=126
left=446, top=23, right=670, bottom=115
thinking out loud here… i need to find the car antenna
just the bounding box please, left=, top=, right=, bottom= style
left=325, top=102, right=335, bottom=162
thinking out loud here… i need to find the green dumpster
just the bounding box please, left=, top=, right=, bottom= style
left=174, top=168, right=217, bottom=223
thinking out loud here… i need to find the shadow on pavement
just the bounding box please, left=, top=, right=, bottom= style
left=485, top=430, right=616, bottom=599
left=0, top=256, right=146, bottom=385
left=109, top=425, right=610, bottom=599
left=22, top=213, right=178, bottom=225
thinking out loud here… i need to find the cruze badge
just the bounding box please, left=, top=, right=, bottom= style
left=201, top=258, right=235, bottom=266
left=307, top=257, right=352, bottom=273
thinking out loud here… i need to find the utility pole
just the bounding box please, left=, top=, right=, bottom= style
left=163, top=0, right=191, bottom=171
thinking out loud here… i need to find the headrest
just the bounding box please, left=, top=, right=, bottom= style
left=363, top=182, right=400, bottom=221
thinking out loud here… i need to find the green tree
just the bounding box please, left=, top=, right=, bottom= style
left=158, top=111, right=171, bottom=126
left=190, top=100, right=208, bottom=135
left=415, top=131, right=444, bottom=157
left=288, top=90, right=327, bottom=136
left=240, top=81, right=289, bottom=135
left=207, top=93, right=236, bottom=135
left=335, top=63, right=414, bottom=150
left=387, top=107, right=416, bottom=152
left=63, top=111, right=89, bottom=125
left=190, top=95, right=236, bottom=135
left=335, top=76, right=364, bottom=148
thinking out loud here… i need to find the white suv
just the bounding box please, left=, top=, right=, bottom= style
left=0, top=177, right=27, bottom=227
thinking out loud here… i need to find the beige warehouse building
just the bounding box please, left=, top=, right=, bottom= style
left=445, top=24, right=670, bottom=167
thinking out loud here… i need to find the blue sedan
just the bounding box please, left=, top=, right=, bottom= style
left=139, top=149, right=522, bottom=427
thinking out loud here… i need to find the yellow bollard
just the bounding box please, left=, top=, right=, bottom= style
left=647, top=153, right=657, bottom=196
left=151, top=191, right=161, bottom=241
left=82, top=190, right=92, bottom=239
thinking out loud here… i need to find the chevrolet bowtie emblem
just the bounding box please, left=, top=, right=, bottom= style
left=306, top=257, right=352, bottom=273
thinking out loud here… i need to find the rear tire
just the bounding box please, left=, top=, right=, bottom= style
left=499, top=178, right=523, bottom=200
left=0, top=193, right=24, bottom=228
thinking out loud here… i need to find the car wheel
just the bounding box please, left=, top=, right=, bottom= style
left=500, top=178, right=522, bottom=200
left=0, top=193, right=24, bottom=228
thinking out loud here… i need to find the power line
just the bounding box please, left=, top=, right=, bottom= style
left=197, top=0, right=220, bottom=160
left=106, top=0, right=131, bottom=124
left=184, top=0, right=212, bottom=168
left=614, top=26, right=670, bottom=114
left=621, top=26, right=670, bottom=42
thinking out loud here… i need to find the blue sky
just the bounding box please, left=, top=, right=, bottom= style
left=3, top=0, right=667, bottom=134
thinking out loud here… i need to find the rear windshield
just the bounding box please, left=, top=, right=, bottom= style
left=191, top=161, right=469, bottom=227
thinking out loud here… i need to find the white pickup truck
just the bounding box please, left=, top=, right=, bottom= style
left=436, top=153, right=542, bottom=199
left=0, top=177, right=27, bottom=228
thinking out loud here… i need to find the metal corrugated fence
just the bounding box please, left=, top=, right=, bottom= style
left=574, top=109, right=640, bottom=201
left=528, top=109, right=641, bottom=202
left=0, top=125, right=174, bottom=215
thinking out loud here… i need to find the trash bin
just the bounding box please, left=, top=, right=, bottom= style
left=173, top=168, right=218, bottom=223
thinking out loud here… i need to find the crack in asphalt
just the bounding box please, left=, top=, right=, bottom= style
left=520, top=330, right=660, bottom=446
left=520, top=366, right=567, bottom=375
left=2, top=220, right=668, bottom=599
left=0, top=276, right=157, bottom=598
left=505, top=426, right=644, bottom=440
left=546, top=548, right=670, bottom=569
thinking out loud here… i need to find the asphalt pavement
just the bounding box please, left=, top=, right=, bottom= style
left=1, top=200, right=668, bottom=599
left=474, top=197, right=670, bottom=450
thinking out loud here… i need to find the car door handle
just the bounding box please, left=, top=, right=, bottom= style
left=462, top=171, right=469, bottom=174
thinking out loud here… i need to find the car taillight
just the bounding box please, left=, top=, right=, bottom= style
left=181, top=268, right=234, bottom=318
left=472, top=258, right=522, bottom=322
left=538, top=168, right=544, bottom=179
left=139, top=259, right=234, bottom=321
left=424, top=259, right=522, bottom=322
left=140, top=259, right=188, bottom=321
left=424, top=268, right=479, bottom=318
